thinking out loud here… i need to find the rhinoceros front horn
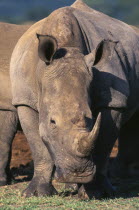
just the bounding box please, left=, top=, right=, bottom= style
left=78, top=113, right=101, bottom=155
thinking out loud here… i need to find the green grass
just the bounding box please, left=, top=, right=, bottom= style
left=0, top=180, right=139, bottom=210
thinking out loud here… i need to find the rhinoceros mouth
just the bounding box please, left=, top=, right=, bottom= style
left=56, top=172, right=95, bottom=184
left=55, top=165, right=96, bottom=184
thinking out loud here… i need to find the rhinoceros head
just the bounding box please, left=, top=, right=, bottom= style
left=37, top=34, right=113, bottom=183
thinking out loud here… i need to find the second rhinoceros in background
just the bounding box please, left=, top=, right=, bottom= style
left=0, top=22, right=30, bottom=186
left=10, top=0, right=139, bottom=198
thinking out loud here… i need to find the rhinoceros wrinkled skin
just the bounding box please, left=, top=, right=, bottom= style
left=10, top=0, right=139, bottom=198
left=0, top=22, right=30, bottom=185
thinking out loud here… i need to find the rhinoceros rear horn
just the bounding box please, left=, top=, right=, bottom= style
left=37, top=34, right=58, bottom=65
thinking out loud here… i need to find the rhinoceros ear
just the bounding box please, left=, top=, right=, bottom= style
left=85, top=40, right=118, bottom=70
left=37, top=34, right=58, bottom=65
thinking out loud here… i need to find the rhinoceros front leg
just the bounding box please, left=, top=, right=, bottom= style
left=0, top=110, right=18, bottom=186
left=17, top=106, right=57, bottom=197
left=78, top=109, right=122, bottom=199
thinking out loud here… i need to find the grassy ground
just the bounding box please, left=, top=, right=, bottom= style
left=1, top=178, right=139, bottom=210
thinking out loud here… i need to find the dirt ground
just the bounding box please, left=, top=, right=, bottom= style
left=10, top=132, right=33, bottom=180
left=11, top=132, right=32, bottom=169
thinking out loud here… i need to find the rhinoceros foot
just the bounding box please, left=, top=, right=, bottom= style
left=22, top=176, right=58, bottom=197
left=78, top=175, right=116, bottom=200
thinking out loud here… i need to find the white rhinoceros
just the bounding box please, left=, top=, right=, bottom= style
left=10, top=0, right=139, bottom=198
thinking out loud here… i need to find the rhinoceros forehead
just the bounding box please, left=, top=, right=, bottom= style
left=43, top=70, right=88, bottom=97
left=42, top=56, right=89, bottom=82
left=42, top=76, right=90, bottom=116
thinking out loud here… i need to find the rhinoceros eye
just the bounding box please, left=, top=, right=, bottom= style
left=50, top=119, right=56, bottom=124
left=50, top=118, right=57, bottom=130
